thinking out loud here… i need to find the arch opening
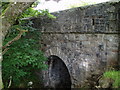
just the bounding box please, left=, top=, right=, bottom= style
left=47, top=55, right=71, bottom=89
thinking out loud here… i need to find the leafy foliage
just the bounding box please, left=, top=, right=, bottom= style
left=2, top=21, right=48, bottom=87
left=2, top=1, right=56, bottom=88
left=1, top=2, right=10, bottom=13
left=19, top=8, right=56, bottom=19
left=1, top=5, right=55, bottom=87
left=103, top=70, right=120, bottom=88
left=2, top=22, right=47, bottom=88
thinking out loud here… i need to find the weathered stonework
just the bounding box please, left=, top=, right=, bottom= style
left=30, top=1, right=120, bottom=88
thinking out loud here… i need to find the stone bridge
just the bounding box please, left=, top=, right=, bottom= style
left=30, top=1, right=120, bottom=88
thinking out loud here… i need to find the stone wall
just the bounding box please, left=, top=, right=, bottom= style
left=31, top=1, right=120, bottom=88
left=32, top=2, right=119, bottom=34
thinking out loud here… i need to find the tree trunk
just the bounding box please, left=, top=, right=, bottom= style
left=1, top=1, right=36, bottom=89
left=0, top=16, right=3, bottom=89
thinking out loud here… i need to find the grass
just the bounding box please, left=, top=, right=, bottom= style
left=103, top=70, right=120, bottom=88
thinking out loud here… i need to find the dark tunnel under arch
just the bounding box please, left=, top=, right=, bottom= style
left=47, top=55, right=71, bottom=89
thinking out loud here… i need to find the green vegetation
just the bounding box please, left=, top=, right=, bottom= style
left=2, top=2, right=56, bottom=88
left=2, top=21, right=47, bottom=88
left=1, top=2, right=10, bottom=13
left=103, top=70, right=120, bottom=88
left=20, top=8, right=56, bottom=19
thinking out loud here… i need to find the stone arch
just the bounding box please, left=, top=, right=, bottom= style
left=45, top=47, right=70, bottom=70
left=46, top=55, right=71, bottom=89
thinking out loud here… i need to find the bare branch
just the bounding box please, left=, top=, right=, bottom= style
left=2, top=28, right=28, bottom=54
left=2, top=48, right=9, bottom=55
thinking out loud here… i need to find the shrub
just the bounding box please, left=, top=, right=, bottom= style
left=2, top=22, right=47, bottom=88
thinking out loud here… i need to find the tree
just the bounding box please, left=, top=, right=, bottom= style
left=0, top=1, right=36, bottom=89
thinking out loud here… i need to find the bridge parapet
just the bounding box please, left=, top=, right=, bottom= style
left=31, top=1, right=120, bottom=34
left=30, top=1, right=120, bottom=88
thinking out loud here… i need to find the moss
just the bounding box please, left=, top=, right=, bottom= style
left=103, top=70, right=120, bottom=88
